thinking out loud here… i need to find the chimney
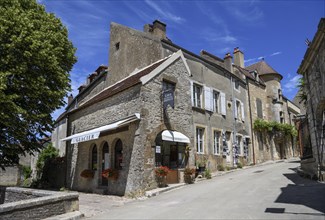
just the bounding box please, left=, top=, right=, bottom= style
left=224, top=53, right=233, bottom=73
left=233, top=47, right=244, bottom=68
left=78, top=84, right=86, bottom=93
left=67, top=94, right=73, bottom=105
left=143, top=20, right=166, bottom=39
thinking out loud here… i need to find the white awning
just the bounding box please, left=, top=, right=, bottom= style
left=61, top=113, right=140, bottom=144
left=161, top=130, right=190, bottom=144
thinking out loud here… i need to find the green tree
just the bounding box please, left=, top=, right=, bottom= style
left=0, top=0, right=77, bottom=169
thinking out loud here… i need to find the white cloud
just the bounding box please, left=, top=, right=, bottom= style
left=145, top=0, right=185, bottom=24
left=284, top=75, right=301, bottom=91
left=270, top=51, right=282, bottom=56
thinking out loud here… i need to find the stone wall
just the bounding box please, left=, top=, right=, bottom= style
left=125, top=58, right=193, bottom=195
left=0, top=167, right=19, bottom=187
left=108, top=22, right=163, bottom=86
left=66, top=85, right=142, bottom=194
left=0, top=187, right=79, bottom=220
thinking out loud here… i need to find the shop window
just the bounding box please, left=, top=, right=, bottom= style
left=115, top=139, right=123, bottom=170
left=196, top=127, right=205, bottom=153
left=193, top=83, right=202, bottom=108
left=91, top=144, right=97, bottom=170
left=213, top=131, right=221, bottom=155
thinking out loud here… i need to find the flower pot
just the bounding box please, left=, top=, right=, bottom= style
left=156, top=175, right=167, bottom=188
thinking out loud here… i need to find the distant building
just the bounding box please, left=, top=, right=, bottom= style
left=297, top=18, right=325, bottom=180
left=52, top=20, right=300, bottom=195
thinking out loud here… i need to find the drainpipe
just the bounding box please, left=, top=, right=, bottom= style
left=246, top=79, right=256, bottom=165
left=231, top=76, right=237, bottom=167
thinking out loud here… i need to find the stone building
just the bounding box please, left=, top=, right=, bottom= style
left=52, top=20, right=299, bottom=195
left=297, top=18, right=325, bottom=180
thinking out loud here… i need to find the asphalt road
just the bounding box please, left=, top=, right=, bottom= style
left=88, top=160, right=325, bottom=219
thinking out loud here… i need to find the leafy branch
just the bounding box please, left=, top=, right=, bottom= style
left=253, top=119, right=297, bottom=137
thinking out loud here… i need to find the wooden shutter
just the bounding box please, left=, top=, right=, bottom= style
left=204, top=86, right=212, bottom=111
left=220, top=92, right=226, bottom=116
left=190, top=81, right=194, bottom=106
left=241, top=101, right=245, bottom=121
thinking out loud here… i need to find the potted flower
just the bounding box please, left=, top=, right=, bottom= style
left=155, top=166, right=169, bottom=187
left=183, top=167, right=195, bottom=184
left=80, top=169, right=95, bottom=179
left=102, top=168, right=119, bottom=180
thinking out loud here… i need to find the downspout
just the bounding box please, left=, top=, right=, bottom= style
left=247, top=79, right=256, bottom=165
left=231, top=76, right=237, bottom=167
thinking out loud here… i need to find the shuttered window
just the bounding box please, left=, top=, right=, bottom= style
left=256, top=98, right=263, bottom=118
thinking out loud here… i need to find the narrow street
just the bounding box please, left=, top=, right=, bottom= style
left=86, top=160, right=325, bottom=220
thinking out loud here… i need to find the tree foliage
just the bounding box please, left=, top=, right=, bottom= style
left=0, top=0, right=77, bottom=169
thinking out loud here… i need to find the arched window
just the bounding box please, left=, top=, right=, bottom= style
left=91, top=144, right=98, bottom=170
left=102, top=142, right=109, bottom=170
left=115, top=139, right=123, bottom=170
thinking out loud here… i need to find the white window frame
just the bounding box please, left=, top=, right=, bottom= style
left=213, top=130, right=221, bottom=155
left=193, top=83, right=203, bottom=108
left=234, top=80, right=240, bottom=92
left=196, top=127, right=205, bottom=154
left=235, top=99, right=242, bottom=121
left=213, top=90, right=220, bottom=113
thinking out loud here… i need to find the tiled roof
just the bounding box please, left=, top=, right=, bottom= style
left=75, top=58, right=167, bottom=112
left=245, top=61, right=283, bottom=79
left=234, top=65, right=265, bottom=86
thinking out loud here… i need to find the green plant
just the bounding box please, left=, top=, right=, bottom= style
left=217, top=164, right=225, bottom=171
left=155, top=166, right=170, bottom=177
left=237, top=162, right=243, bottom=169
left=102, top=168, right=119, bottom=180
left=253, top=119, right=297, bottom=137
left=225, top=166, right=231, bottom=171
left=21, top=165, right=32, bottom=179
left=195, top=154, right=208, bottom=167
left=36, top=144, right=59, bottom=179
left=183, top=167, right=195, bottom=184
left=204, top=169, right=212, bottom=179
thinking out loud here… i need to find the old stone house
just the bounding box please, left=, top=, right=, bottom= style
left=297, top=18, right=325, bottom=180
left=52, top=20, right=299, bottom=195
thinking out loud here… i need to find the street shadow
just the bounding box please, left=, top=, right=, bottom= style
left=271, top=171, right=325, bottom=214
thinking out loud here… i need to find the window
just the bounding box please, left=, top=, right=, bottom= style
left=196, top=127, right=204, bottom=153
left=235, top=99, right=245, bottom=121
left=115, top=139, right=123, bottom=170
left=256, top=98, right=263, bottom=119
left=213, top=131, right=221, bottom=155
left=236, top=136, right=243, bottom=155
left=193, top=84, right=202, bottom=108
left=91, top=144, right=98, bottom=170
left=115, top=42, right=120, bottom=51
left=278, top=89, right=282, bottom=101
left=234, top=80, right=240, bottom=91
left=213, top=91, right=220, bottom=113
left=280, top=111, right=284, bottom=124
left=235, top=100, right=242, bottom=121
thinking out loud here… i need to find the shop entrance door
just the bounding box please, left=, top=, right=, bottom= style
left=101, top=142, right=109, bottom=185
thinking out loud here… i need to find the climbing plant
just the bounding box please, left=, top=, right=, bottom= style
left=253, top=119, right=297, bottom=137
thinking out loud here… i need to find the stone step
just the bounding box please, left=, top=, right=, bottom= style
left=43, top=211, right=84, bottom=220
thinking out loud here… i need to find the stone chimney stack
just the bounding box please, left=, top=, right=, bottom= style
left=233, top=47, right=244, bottom=68
left=224, top=53, right=233, bottom=73
left=67, top=94, right=73, bottom=105
left=143, top=20, right=167, bottom=39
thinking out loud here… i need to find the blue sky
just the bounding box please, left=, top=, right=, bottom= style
left=38, top=0, right=324, bottom=120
